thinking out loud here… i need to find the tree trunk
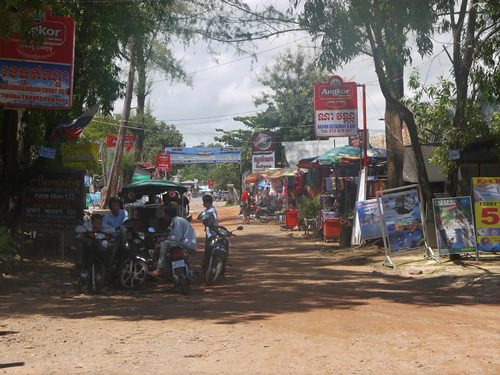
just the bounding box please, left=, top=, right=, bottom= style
left=101, top=38, right=135, bottom=208
left=384, top=101, right=405, bottom=188
left=0, top=109, right=21, bottom=223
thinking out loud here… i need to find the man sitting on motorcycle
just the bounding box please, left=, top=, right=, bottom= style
left=149, top=205, right=197, bottom=279
left=74, top=214, right=114, bottom=276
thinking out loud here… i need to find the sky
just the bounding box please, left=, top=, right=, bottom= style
left=113, top=1, right=454, bottom=148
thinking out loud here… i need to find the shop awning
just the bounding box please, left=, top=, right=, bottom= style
left=244, top=171, right=266, bottom=183
left=265, top=168, right=296, bottom=179
left=317, top=146, right=361, bottom=165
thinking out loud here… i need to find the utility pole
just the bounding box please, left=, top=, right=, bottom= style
left=101, top=37, right=135, bottom=208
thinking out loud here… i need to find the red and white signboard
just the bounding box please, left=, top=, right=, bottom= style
left=252, top=132, right=276, bottom=172
left=0, top=10, right=75, bottom=109
left=107, top=135, right=134, bottom=152
left=314, top=76, right=358, bottom=137
left=207, top=180, right=214, bottom=189
left=252, top=153, right=275, bottom=171
left=156, top=153, right=171, bottom=172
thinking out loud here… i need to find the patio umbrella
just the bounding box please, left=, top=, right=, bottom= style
left=317, top=145, right=361, bottom=166
left=244, top=171, right=265, bottom=183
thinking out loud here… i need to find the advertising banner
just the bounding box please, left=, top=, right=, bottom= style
left=433, top=197, right=476, bottom=255
left=314, top=75, right=358, bottom=138
left=106, top=135, right=134, bottom=151
left=62, top=143, right=98, bottom=170
left=252, top=132, right=275, bottom=171
left=207, top=180, right=214, bottom=189
left=0, top=10, right=75, bottom=109
left=378, top=189, right=425, bottom=254
left=23, top=170, right=84, bottom=230
left=166, top=147, right=241, bottom=164
left=156, top=153, right=171, bottom=172
left=472, top=177, right=500, bottom=251
left=356, top=199, right=382, bottom=241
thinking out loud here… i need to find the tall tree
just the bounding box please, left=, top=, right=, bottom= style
left=297, top=0, right=446, bottom=206
left=438, top=0, right=500, bottom=195
left=233, top=49, right=330, bottom=164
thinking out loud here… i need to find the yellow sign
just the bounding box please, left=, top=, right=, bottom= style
left=63, top=143, right=98, bottom=170
left=472, top=177, right=500, bottom=251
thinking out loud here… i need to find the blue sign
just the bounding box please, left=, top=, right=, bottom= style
left=39, top=146, right=57, bottom=159
left=356, top=199, right=382, bottom=241
left=166, top=147, right=241, bottom=164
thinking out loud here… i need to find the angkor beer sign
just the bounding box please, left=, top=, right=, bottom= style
left=252, top=132, right=275, bottom=172
left=0, top=10, right=75, bottom=109
left=314, top=76, right=358, bottom=137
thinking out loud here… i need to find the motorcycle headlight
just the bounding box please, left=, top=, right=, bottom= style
left=218, top=228, right=228, bottom=236
left=95, top=233, right=105, bottom=240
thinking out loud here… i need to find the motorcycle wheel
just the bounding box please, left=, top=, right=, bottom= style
left=178, top=274, right=189, bottom=296
left=204, top=255, right=223, bottom=286
left=119, top=259, right=148, bottom=290
left=259, top=216, right=270, bottom=223
left=89, top=262, right=105, bottom=294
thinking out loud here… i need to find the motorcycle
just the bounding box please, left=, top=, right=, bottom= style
left=198, top=211, right=243, bottom=285
left=77, top=231, right=113, bottom=294
left=148, top=228, right=196, bottom=296
left=255, top=205, right=278, bottom=223
left=118, top=219, right=150, bottom=290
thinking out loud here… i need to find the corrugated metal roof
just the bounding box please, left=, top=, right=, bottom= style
left=282, top=139, right=349, bottom=167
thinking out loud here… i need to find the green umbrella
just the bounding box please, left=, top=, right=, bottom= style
left=317, top=145, right=361, bottom=165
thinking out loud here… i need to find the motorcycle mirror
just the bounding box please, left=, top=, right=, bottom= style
left=148, top=227, right=156, bottom=233
left=236, top=226, right=244, bottom=231
left=187, top=215, right=193, bottom=222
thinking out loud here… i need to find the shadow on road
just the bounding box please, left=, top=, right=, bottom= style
left=2, top=221, right=498, bottom=326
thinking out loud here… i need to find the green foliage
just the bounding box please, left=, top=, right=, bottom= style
left=234, top=49, right=330, bottom=147
left=297, top=195, right=321, bottom=221
left=405, top=71, right=497, bottom=176
left=0, top=227, right=18, bottom=275
left=211, top=164, right=241, bottom=191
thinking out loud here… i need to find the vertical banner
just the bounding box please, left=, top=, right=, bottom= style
left=356, top=199, right=382, bottom=241
left=378, top=189, right=425, bottom=254
left=314, top=75, right=358, bottom=137
left=0, top=10, right=75, bottom=109
left=207, top=180, right=214, bottom=189
left=472, top=177, right=500, bottom=251
left=252, top=132, right=275, bottom=172
left=432, top=197, right=476, bottom=255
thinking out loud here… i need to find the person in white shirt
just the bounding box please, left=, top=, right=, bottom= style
left=149, top=205, right=197, bottom=279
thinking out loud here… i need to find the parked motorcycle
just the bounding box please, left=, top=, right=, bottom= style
left=148, top=228, right=196, bottom=296
left=118, top=219, right=150, bottom=290
left=77, top=231, right=113, bottom=294
left=255, top=205, right=278, bottom=223
left=198, top=212, right=243, bottom=285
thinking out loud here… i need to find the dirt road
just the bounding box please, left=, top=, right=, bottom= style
left=1, top=204, right=499, bottom=374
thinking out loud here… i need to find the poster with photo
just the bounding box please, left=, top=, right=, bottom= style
left=472, top=177, right=500, bottom=251
left=379, top=189, right=425, bottom=254
left=433, top=197, right=476, bottom=255
left=356, top=199, right=382, bottom=241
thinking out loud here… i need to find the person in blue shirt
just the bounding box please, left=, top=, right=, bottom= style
left=103, top=197, right=128, bottom=264
left=103, top=197, right=128, bottom=236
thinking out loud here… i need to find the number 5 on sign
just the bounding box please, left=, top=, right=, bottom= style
left=481, top=207, right=500, bottom=226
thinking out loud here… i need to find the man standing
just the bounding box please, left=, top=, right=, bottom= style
left=149, top=206, right=197, bottom=279
left=240, top=187, right=251, bottom=224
